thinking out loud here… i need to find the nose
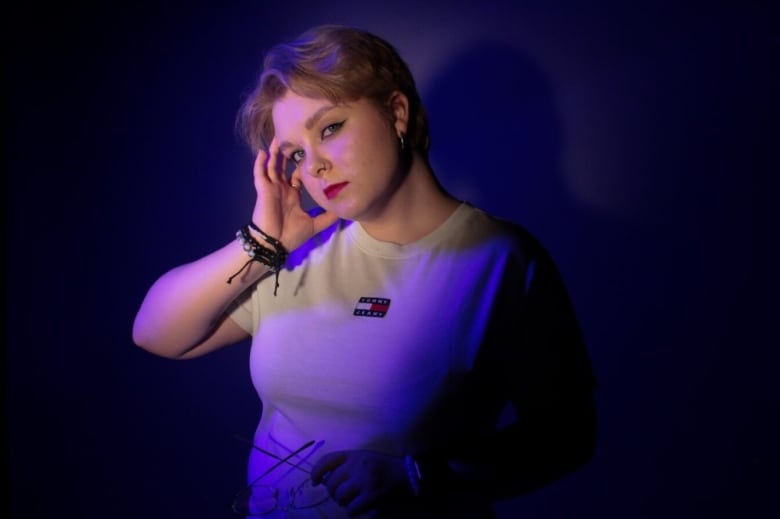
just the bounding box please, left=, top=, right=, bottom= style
left=304, top=153, right=329, bottom=177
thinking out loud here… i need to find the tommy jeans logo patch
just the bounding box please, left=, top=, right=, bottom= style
left=353, top=297, right=391, bottom=318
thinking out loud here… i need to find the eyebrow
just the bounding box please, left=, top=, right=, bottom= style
left=278, top=104, right=337, bottom=154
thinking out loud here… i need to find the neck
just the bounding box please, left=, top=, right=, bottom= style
left=359, top=153, right=460, bottom=245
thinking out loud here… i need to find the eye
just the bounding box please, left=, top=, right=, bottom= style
left=289, top=149, right=305, bottom=164
left=322, top=121, right=344, bottom=139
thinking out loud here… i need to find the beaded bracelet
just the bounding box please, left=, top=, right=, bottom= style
left=226, top=224, right=288, bottom=295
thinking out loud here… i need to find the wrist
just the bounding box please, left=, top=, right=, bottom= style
left=404, top=455, right=422, bottom=496
left=226, top=224, right=288, bottom=294
left=405, top=452, right=454, bottom=497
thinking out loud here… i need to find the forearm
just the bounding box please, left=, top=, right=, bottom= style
left=132, top=239, right=268, bottom=358
left=458, top=407, right=595, bottom=498
left=415, top=396, right=597, bottom=501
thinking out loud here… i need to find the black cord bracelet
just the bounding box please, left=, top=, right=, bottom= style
left=227, top=224, right=289, bottom=295
left=248, top=221, right=286, bottom=251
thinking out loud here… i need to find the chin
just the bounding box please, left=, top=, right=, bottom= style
left=333, top=208, right=360, bottom=222
left=318, top=197, right=354, bottom=219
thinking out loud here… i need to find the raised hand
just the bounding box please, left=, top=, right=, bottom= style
left=251, top=137, right=337, bottom=252
left=311, top=449, right=412, bottom=517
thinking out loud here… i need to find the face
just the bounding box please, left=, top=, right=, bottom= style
left=272, top=90, right=406, bottom=222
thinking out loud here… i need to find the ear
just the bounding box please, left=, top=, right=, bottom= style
left=387, top=90, right=410, bottom=137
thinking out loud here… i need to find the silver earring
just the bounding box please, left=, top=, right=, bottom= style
left=399, top=133, right=405, bottom=151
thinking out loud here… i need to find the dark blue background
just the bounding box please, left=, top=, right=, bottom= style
left=5, top=2, right=777, bottom=518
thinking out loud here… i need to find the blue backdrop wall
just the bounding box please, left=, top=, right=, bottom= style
left=5, top=2, right=777, bottom=518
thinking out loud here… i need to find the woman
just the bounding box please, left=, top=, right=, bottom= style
left=133, top=25, right=596, bottom=518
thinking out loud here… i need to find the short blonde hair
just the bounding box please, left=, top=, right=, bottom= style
left=236, top=25, right=430, bottom=154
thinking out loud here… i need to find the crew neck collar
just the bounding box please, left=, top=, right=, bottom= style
left=346, top=202, right=471, bottom=258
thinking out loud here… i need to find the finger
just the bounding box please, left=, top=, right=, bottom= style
left=281, top=155, right=292, bottom=182
left=266, top=137, right=283, bottom=183
left=289, top=169, right=303, bottom=190
left=346, top=492, right=375, bottom=517
left=311, top=451, right=347, bottom=485
left=252, top=148, right=269, bottom=189
left=334, top=482, right=361, bottom=508
left=324, top=465, right=352, bottom=497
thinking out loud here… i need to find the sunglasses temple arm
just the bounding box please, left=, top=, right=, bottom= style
left=241, top=438, right=316, bottom=486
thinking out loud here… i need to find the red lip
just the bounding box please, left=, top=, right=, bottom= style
left=324, top=182, right=349, bottom=200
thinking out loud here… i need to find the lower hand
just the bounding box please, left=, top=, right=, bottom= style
left=311, top=449, right=412, bottom=517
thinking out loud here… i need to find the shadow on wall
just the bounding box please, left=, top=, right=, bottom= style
left=423, top=40, right=568, bottom=239
left=421, top=40, right=598, bottom=518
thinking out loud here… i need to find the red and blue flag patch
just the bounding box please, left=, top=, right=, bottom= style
left=353, top=297, right=391, bottom=318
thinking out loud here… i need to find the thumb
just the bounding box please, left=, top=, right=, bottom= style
left=311, top=451, right=347, bottom=485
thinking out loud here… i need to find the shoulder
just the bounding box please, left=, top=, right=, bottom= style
left=459, top=203, right=549, bottom=262
left=457, top=203, right=572, bottom=300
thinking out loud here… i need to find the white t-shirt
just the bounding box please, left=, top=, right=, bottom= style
left=228, top=202, right=587, bottom=517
